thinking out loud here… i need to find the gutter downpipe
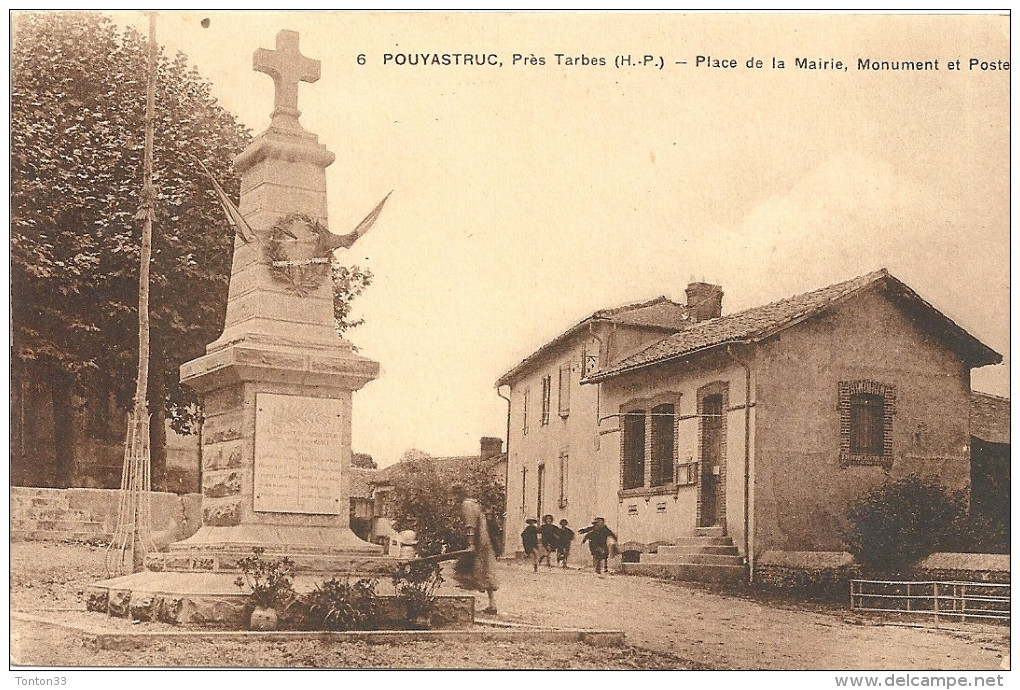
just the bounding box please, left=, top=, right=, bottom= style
left=496, top=384, right=512, bottom=504
left=725, top=343, right=754, bottom=584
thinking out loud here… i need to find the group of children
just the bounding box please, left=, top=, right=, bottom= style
left=520, top=514, right=618, bottom=575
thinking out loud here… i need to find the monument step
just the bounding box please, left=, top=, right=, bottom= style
left=621, top=561, right=747, bottom=584
left=694, top=526, right=726, bottom=538
left=642, top=552, right=743, bottom=567
left=654, top=544, right=740, bottom=557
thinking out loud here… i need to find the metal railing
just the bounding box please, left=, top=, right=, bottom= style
left=850, top=579, right=1010, bottom=624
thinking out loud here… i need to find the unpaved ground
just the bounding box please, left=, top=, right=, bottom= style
left=11, top=542, right=1009, bottom=669
left=10, top=542, right=695, bottom=669
left=442, top=559, right=1010, bottom=670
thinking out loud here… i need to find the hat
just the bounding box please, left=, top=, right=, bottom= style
left=526, top=518, right=538, bottom=524
left=594, top=516, right=605, bottom=521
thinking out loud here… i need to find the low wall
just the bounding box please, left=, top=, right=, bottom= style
left=755, top=550, right=1011, bottom=591
left=11, top=487, right=202, bottom=547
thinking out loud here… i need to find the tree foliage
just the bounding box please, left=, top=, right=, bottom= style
left=11, top=11, right=251, bottom=434
left=12, top=12, right=376, bottom=456
left=389, top=450, right=506, bottom=557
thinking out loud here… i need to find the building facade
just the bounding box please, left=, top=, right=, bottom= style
left=498, top=270, right=1002, bottom=578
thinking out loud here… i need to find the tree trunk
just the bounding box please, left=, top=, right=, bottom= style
left=149, top=367, right=167, bottom=492
left=50, top=375, right=75, bottom=488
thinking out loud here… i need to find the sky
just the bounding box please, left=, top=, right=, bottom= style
left=99, top=11, right=1009, bottom=465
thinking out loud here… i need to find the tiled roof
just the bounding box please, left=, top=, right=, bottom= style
left=971, top=392, right=1010, bottom=444
left=587, top=269, right=1001, bottom=381
left=495, top=296, right=688, bottom=386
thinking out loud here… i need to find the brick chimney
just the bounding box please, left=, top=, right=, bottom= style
left=685, top=282, right=723, bottom=322
left=480, top=436, right=503, bottom=460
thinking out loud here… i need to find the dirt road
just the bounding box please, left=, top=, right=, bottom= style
left=449, top=559, right=1009, bottom=670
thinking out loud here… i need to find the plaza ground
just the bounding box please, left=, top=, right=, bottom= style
left=10, top=542, right=1009, bottom=669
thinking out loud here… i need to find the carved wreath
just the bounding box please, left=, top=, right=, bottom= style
left=264, top=213, right=334, bottom=296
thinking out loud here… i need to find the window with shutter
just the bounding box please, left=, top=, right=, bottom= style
left=558, top=364, right=570, bottom=417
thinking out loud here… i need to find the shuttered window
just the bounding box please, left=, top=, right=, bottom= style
left=622, top=410, right=646, bottom=490
left=558, top=365, right=570, bottom=417
left=650, top=403, right=675, bottom=487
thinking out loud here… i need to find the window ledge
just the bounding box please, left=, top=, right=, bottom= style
left=617, top=484, right=683, bottom=500
left=839, top=452, right=892, bottom=470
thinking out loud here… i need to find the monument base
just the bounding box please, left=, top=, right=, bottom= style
left=86, top=571, right=476, bottom=628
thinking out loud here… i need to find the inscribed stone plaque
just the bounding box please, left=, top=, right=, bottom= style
left=254, top=392, right=345, bottom=514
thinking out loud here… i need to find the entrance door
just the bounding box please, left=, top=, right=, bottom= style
left=536, top=463, right=545, bottom=519
left=700, top=394, right=723, bottom=527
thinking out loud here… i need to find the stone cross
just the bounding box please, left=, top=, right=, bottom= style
left=253, top=30, right=320, bottom=129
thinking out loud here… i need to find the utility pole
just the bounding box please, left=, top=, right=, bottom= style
left=107, top=11, right=159, bottom=575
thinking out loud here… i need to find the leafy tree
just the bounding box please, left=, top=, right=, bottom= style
left=11, top=12, right=373, bottom=488
left=389, top=450, right=506, bottom=557
left=12, top=12, right=251, bottom=486
left=351, top=452, right=377, bottom=470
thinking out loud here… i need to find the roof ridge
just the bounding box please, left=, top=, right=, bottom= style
left=588, top=269, right=916, bottom=381
left=972, top=390, right=1011, bottom=402
left=594, top=295, right=681, bottom=317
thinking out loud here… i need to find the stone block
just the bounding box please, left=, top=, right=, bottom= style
left=204, top=499, right=242, bottom=527
left=152, top=595, right=185, bottom=625
left=193, top=557, right=216, bottom=571
left=129, top=593, right=155, bottom=622
left=108, top=589, right=132, bottom=618
left=204, top=442, right=244, bottom=471
left=180, top=595, right=248, bottom=628
left=203, top=386, right=246, bottom=414
left=86, top=587, right=109, bottom=613
left=203, top=470, right=243, bottom=499
left=203, top=413, right=245, bottom=444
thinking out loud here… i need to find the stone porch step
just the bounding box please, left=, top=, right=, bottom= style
left=622, top=561, right=746, bottom=584
left=670, top=536, right=732, bottom=547
left=643, top=552, right=742, bottom=567
left=694, top=526, right=726, bottom=538
left=656, top=544, right=739, bottom=557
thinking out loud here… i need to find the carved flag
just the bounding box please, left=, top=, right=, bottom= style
left=320, top=191, right=392, bottom=252
left=195, top=159, right=256, bottom=243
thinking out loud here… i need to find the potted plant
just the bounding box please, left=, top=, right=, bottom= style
left=301, top=576, right=379, bottom=631
left=392, top=559, right=443, bottom=630
left=234, top=547, right=297, bottom=630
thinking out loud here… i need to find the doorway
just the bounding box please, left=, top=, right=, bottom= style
left=700, top=393, right=724, bottom=527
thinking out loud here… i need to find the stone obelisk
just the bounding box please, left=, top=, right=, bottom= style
left=172, top=29, right=382, bottom=557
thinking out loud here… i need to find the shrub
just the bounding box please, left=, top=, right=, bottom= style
left=301, top=577, right=379, bottom=631
left=233, top=547, right=297, bottom=611
left=392, top=559, right=443, bottom=628
left=845, top=475, right=967, bottom=575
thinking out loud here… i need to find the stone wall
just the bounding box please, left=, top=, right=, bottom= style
left=11, top=487, right=202, bottom=547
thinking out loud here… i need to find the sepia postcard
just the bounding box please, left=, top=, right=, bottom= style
left=9, top=10, right=1010, bottom=683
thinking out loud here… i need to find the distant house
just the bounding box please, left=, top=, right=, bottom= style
left=969, top=392, right=1010, bottom=536
left=497, top=270, right=1002, bottom=581
left=367, top=437, right=506, bottom=554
